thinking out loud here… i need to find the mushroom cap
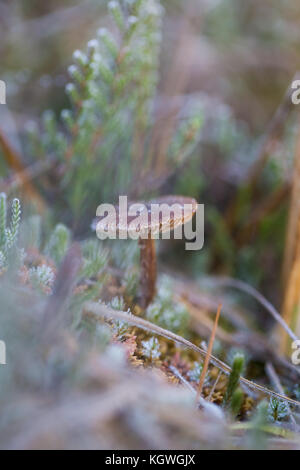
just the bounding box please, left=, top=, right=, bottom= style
left=94, top=195, right=198, bottom=239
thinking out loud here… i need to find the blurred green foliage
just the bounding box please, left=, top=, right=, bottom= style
left=0, top=0, right=300, bottom=449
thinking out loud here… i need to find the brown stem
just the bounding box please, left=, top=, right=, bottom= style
left=139, top=237, right=156, bottom=309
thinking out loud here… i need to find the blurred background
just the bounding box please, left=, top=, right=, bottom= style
left=1, top=0, right=300, bottom=121
left=1, top=0, right=299, bottom=303
left=1, top=0, right=300, bottom=450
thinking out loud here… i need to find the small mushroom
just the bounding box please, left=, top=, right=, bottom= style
left=94, top=195, right=197, bottom=308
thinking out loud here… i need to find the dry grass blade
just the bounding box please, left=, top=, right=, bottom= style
left=84, top=301, right=300, bottom=408
left=283, top=135, right=300, bottom=285
left=181, top=298, right=232, bottom=344
left=196, top=304, right=221, bottom=400
left=281, top=118, right=300, bottom=353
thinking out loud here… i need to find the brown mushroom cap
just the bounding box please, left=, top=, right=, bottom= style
left=95, top=195, right=198, bottom=239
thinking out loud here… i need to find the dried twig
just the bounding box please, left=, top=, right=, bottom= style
left=84, top=301, right=300, bottom=408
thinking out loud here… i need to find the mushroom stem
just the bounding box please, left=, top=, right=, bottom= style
left=139, top=237, right=156, bottom=309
